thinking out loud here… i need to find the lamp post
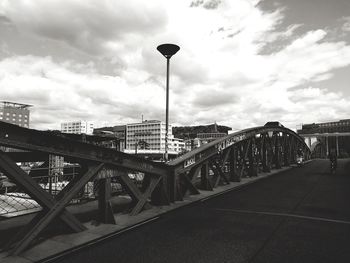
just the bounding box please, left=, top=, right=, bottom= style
left=157, top=43, right=180, bottom=162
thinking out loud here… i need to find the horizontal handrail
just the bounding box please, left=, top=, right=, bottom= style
left=0, top=121, right=169, bottom=176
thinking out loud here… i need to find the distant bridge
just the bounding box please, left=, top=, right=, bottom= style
left=297, top=119, right=350, bottom=158
left=0, top=120, right=310, bottom=255
left=300, top=132, right=350, bottom=158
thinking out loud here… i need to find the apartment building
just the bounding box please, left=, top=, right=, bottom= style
left=125, top=120, right=184, bottom=155
left=61, top=121, right=94, bottom=135
left=0, top=101, right=31, bottom=128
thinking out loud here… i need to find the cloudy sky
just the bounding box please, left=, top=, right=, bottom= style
left=0, top=0, right=350, bottom=131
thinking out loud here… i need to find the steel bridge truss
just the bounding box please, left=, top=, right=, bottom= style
left=0, top=121, right=310, bottom=255
left=168, top=126, right=310, bottom=201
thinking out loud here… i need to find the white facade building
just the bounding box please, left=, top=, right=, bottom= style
left=61, top=121, right=94, bottom=135
left=171, top=137, right=185, bottom=153
left=125, top=120, right=184, bottom=155
left=184, top=138, right=202, bottom=151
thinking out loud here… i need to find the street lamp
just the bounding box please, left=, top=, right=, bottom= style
left=157, top=43, right=180, bottom=162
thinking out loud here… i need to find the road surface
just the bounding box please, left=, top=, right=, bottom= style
left=52, top=159, right=350, bottom=263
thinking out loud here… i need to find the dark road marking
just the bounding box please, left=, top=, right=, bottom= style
left=214, top=208, right=350, bottom=225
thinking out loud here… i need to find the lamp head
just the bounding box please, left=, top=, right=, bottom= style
left=157, top=44, right=180, bottom=59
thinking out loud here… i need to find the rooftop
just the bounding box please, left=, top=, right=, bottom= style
left=0, top=101, right=32, bottom=109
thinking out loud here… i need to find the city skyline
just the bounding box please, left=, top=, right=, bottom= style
left=0, top=0, right=350, bottom=131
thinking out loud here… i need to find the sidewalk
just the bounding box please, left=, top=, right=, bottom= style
left=0, top=163, right=308, bottom=263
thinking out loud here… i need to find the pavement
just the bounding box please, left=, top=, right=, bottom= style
left=3, top=159, right=349, bottom=263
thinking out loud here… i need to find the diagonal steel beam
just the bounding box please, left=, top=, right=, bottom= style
left=239, top=139, right=251, bottom=178
left=179, top=165, right=201, bottom=197
left=118, top=172, right=162, bottom=216
left=247, top=137, right=258, bottom=177
left=212, top=148, right=232, bottom=186
left=229, top=146, right=240, bottom=182
left=209, top=159, right=230, bottom=187
left=222, top=147, right=232, bottom=164
left=10, top=163, right=104, bottom=255
left=118, top=172, right=143, bottom=202
left=0, top=151, right=86, bottom=234
left=130, top=175, right=161, bottom=216
left=261, top=134, right=269, bottom=172
left=200, top=161, right=213, bottom=191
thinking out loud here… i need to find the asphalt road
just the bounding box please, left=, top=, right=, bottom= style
left=52, top=159, right=350, bottom=263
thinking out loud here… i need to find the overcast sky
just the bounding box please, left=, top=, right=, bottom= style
left=1, top=0, right=350, bottom=131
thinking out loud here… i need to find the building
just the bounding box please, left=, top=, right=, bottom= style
left=93, top=125, right=126, bottom=150
left=170, top=137, right=185, bottom=153
left=184, top=138, right=201, bottom=151
left=61, top=121, right=94, bottom=135
left=197, top=132, right=226, bottom=142
left=183, top=133, right=226, bottom=152
left=0, top=101, right=31, bottom=128
left=196, top=122, right=227, bottom=143
left=0, top=102, right=35, bottom=177
left=124, top=120, right=185, bottom=157
left=298, top=119, right=350, bottom=134
left=173, top=122, right=232, bottom=141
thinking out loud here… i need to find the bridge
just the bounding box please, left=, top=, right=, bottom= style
left=298, top=119, right=350, bottom=158
left=0, top=120, right=349, bottom=262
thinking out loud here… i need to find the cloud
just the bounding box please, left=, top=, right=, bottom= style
left=0, top=15, right=11, bottom=25
left=0, top=55, right=166, bottom=129
left=264, top=30, right=350, bottom=90
left=0, top=0, right=350, bottom=132
left=190, top=87, right=237, bottom=109
left=190, top=0, right=222, bottom=9
left=288, top=86, right=350, bottom=124
left=0, top=0, right=168, bottom=56
left=342, top=16, right=350, bottom=32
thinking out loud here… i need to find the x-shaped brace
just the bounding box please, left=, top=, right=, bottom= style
left=239, top=139, right=251, bottom=178
left=118, top=172, right=161, bottom=216
left=179, top=165, right=201, bottom=198
left=209, top=159, right=230, bottom=187
left=209, top=148, right=231, bottom=187
left=0, top=151, right=104, bottom=255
